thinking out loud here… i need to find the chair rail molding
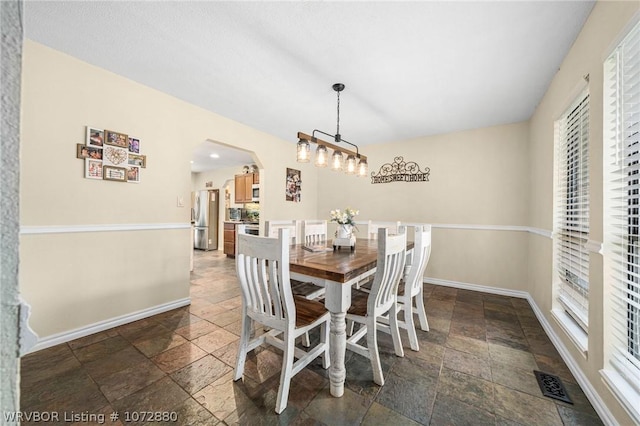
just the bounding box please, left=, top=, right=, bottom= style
left=20, top=222, right=191, bottom=235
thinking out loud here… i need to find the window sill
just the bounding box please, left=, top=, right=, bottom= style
left=600, top=369, right=640, bottom=425
left=551, top=308, right=588, bottom=357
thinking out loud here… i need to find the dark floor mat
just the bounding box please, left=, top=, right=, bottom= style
left=534, top=370, right=573, bottom=404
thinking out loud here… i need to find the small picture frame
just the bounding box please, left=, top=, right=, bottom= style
left=103, top=145, right=128, bottom=167
left=85, top=159, right=103, bottom=180
left=86, top=127, right=104, bottom=147
left=128, top=137, right=140, bottom=154
left=103, top=165, right=128, bottom=182
left=128, top=153, right=146, bottom=168
left=127, top=166, right=141, bottom=183
left=77, top=144, right=103, bottom=160
left=104, top=130, right=128, bottom=148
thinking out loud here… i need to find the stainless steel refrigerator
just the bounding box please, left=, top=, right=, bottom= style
left=194, top=190, right=219, bottom=250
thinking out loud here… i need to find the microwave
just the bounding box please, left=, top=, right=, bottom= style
left=251, top=184, right=259, bottom=202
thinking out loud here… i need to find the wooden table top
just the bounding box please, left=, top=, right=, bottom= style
left=289, top=239, right=413, bottom=284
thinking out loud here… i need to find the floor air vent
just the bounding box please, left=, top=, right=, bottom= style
left=533, top=370, right=573, bottom=404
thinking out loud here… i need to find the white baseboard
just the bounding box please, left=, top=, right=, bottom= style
left=26, top=297, right=191, bottom=354
left=425, top=277, right=530, bottom=299
left=424, top=277, right=616, bottom=426
left=527, top=295, right=617, bottom=426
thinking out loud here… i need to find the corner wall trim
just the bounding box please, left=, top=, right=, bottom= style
left=26, top=297, right=191, bottom=354
left=20, top=223, right=191, bottom=235
left=423, top=277, right=616, bottom=426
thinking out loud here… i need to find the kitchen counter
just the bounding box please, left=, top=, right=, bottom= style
left=223, top=222, right=260, bottom=257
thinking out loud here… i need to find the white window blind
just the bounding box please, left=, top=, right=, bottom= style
left=604, top=20, right=640, bottom=392
left=554, top=90, right=590, bottom=332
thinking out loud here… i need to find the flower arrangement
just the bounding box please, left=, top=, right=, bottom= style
left=330, top=208, right=359, bottom=226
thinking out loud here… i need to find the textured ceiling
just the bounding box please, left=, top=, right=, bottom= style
left=24, top=1, right=595, bottom=170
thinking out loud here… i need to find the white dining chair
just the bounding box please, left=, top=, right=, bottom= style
left=345, top=227, right=406, bottom=386
left=234, top=228, right=330, bottom=414
left=354, top=220, right=401, bottom=290
left=265, top=219, right=321, bottom=347
left=367, top=220, right=401, bottom=239
left=394, top=224, right=432, bottom=351
left=295, top=220, right=329, bottom=301
left=301, top=220, right=328, bottom=245
left=265, top=220, right=299, bottom=244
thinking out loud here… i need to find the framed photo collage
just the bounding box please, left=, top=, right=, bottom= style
left=77, top=126, right=146, bottom=183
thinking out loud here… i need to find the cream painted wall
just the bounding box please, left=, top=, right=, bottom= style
left=528, top=2, right=640, bottom=425
left=20, top=41, right=318, bottom=339
left=19, top=2, right=640, bottom=421
left=317, top=122, right=530, bottom=292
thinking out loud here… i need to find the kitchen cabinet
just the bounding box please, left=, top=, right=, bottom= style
left=234, top=173, right=258, bottom=203
left=223, top=222, right=236, bottom=257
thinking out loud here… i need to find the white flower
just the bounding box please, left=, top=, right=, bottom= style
left=329, top=207, right=358, bottom=225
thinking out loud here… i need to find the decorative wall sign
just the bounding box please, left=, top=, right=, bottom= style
left=286, top=168, right=301, bottom=202
left=370, top=156, right=430, bottom=184
left=77, top=125, right=147, bottom=183
left=103, top=145, right=128, bottom=167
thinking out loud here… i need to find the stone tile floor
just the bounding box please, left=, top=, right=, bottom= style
left=20, top=250, right=603, bottom=425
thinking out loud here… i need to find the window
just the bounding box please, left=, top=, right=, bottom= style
left=602, top=20, right=640, bottom=422
left=554, top=89, right=590, bottom=333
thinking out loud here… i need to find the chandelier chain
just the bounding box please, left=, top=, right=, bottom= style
left=336, top=90, right=340, bottom=138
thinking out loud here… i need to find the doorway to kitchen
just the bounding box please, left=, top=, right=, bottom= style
left=190, top=139, right=261, bottom=277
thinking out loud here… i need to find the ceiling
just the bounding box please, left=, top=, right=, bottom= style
left=24, top=1, right=595, bottom=171
left=191, top=140, right=255, bottom=173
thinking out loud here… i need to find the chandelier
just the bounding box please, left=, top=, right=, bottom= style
left=296, top=83, right=368, bottom=177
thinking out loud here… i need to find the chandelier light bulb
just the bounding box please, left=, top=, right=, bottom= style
left=357, top=158, right=368, bottom=177
left=315, top=145, right=328, bottom=167
left=331, top=150, right=344, bottom=171
left=345, top=155, right=357, bottom=175
left=296, top=139, right=310, bottom=163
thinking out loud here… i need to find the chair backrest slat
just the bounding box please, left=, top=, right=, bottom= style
left=401, top=224, right=432, bottom=297
left=236, top=229, right=295, bottom=328
left=368, top=227, right=407, bottom=314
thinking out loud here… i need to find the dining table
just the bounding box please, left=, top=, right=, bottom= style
left=289, top=238, right=414, bottom=397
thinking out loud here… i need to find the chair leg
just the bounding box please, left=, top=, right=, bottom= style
left=275, top=336, right=295, bottom=414
left=416, top=290, right=429, bottom=331
left=347, top=319, right=355, bottom=336
left=302, top=332, right=310, bottom=347
left=321, top=320, right=330, bottom=369
left=403, top=297, right=420, bottom=352
left=367, top=320, right=384, bottom=386
left=389, top=303, right=405, bottom=358
left=234, top=314, right=252, bottom=381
